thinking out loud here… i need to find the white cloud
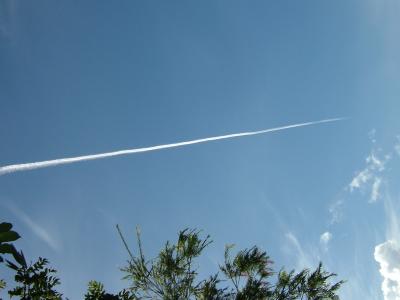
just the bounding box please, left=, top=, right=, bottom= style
left=320, top=231, right=332, bottom=250
left=285, top=232, right=315, bottom=270
left=348, top=150, right=389, bottom=202
left=8, top=205, right=60, bottom=252
left=349, top=168, right=373, bottom=191
left=367, top=153, right=386, bottom=172
left=374, top=192, right=400, bottom=300
left=329, top=199, right=344, bottom=224
left=331, top=132, right=400, bottom=299
left=395, top=137, right=400, bottom=156
left=0, top=118, right=343, bottom=176
left=0, top=0, right=17, bottom=40
left=369, top=129, right=377, bottom=144
left=374, top=240, right=400, bottom=300
left=371, top=177, right=382, bottom=203
left=332, top=131, right=396, bottom=227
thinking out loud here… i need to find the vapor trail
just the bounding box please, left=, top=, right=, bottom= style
left=0, top=118, right=343, bottom=176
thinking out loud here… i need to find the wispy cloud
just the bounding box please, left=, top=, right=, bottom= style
left=349, top=168, right=372, bottom=191
left=7, top=204, right=60, bottom=252
left=0, top=118, right=344, bottom=176
left=330, top=132, right=399, bottom=223
left=319, top=232, right=332, bottom=251
left=347, top=129, right=396, bottom=204
left=326, top=131, right=400, bottom=299
left=348, top=151, right=389, bottom=203
left=395, top=137, right=400, bottom=156
left=0, top=0, right=17, bottom=41
left=329, top=198, right=344, bottom=224
left=285, top=232, right=316, bottom=270
left=346, top=133, right=400, bottom=300
left=371, top=177, right=382, bottom=203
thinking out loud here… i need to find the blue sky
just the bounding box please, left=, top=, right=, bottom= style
left=1, top=1, right=400, bottom=299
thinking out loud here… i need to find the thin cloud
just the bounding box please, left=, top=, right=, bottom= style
left=0, top=118, right=343, bottom=176
left=369, top=148, right=400, bottom=299
left=331, top=133, right=397, bottom=223
left=349, top=168, right=373, bottom=191
left=285, top=232, right=315, bottom=270
left=395, top=137, right=400, bottom=156
left=369, top=129, right=377, bottom=144
left=371, top=177, right=382, bottom=203
left=348, top=150, right=390, bottom=203
left=7, top=204, right=60, bottom=252
left=0, top=0, right=17, bottom=41
left=329, top=198, right=344, bottom=225
left=320, top=231, right=332, bottom=251
left=327, top=131, right=400, bottom=299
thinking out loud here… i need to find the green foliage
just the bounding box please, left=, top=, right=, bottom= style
left=1, top=222, right=62, bottom=300
left=0, top=222, right=26, bottom=266
left=273, top=264, right=342, bottom=300
left=0, top=279, right=6, bottom=291
left=85, top=281, right=106, bottom=300
left=221, top=245, right=273, bottom=299
left=7, top=257, right=62, bottom=300
left=1, top=221, right=344, bottom=300
left=195, top=275, right=227, bottom=300
left=121, top=227, right=211, bottom=299
left=84, top=280, right=135, bottom=300
left=120, top=227, right=344, bottom=300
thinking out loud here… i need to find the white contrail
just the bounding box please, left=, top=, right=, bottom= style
left=0, top=118, right=343, bottom=176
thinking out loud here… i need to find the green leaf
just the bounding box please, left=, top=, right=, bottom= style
left=13, top=251, right=26, bottom=267
left=0, top=279, right=6, bottom=290
left=0, top=223, right=12, bottom=233
left=0, top=231, right=20, bottom=243
left=0, top=243, right=17, bottom=254
left=6, top=260, right=19, bottom=271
